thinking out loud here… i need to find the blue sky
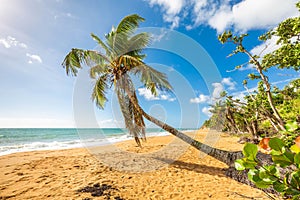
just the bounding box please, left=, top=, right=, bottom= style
left=0, top=0, right=299, bottom=128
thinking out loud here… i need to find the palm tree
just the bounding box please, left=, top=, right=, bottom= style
left=62, top=14, right=243, bottom=166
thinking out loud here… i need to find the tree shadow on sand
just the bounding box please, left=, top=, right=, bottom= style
left=154, top=157, right=226, bottom=177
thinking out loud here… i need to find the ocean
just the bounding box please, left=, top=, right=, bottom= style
left=0, top=128, right=194, bottom=156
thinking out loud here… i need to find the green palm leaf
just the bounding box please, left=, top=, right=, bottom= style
left=132, top=64, right=172, bottom=95
left=127, top=32, right=151, bottom=54
left=92, top=75, right=108, bottom=109
left=116, top=14, right=144, bottom=35
left=62, top=48, right=85, bottom=76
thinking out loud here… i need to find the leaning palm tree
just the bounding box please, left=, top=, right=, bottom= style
left=62, top=14, right=243, bottom=166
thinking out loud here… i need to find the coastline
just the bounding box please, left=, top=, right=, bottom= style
left=0, top=128, right=196, bottom=157
left=0, top=130, right=269, bottom=199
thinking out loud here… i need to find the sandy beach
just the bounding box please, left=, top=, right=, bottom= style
left=0, top=130, right=269, bottom=200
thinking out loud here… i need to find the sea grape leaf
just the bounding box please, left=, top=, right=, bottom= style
left=234, top=159, right=245, bottom=170
left=272, top=154, right=293, bottom=167
left=290, top=171, right=300, bottom=189
left=242, top=158, right=257, bottom=169
left=243, top=143, right=258, bottom=160
left=273, top=181, right=287, bottom=193
left=269, top=138, right=285, bottom=153
left=294, top=153, right=300, bottom=165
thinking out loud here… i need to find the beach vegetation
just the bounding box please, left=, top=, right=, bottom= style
left=211, top=1, right=300, bottom=198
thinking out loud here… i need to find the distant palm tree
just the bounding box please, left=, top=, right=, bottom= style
left=62, top=14, right=242, bottom=166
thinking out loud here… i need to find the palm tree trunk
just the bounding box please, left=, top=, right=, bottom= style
left=124, top=87, right=279, bottom=196
left=142, top=108, right=243, bottom=166
left=124, top=87, right=242, bottom=166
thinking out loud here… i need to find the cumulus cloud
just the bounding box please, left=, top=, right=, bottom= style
left=190, top=94, right=210, bottom=104
left=212, top=82, right=224, bottom=99
left=241, top=35, right=283, bottom=71
left=190, top=80, right=231, bottom=104
left=202, top=106, right=212, bottom=117
left=227, top=0, right=298, bottom=32
left=0, top=36, right=27, bottom=49
left=138, top=88, right=176, bottom=102
left=146, top=0, right=185, bottom=29
left=221, top=77, right=236, bottom=90
left=146, top=0, right=298, bottom=32
left=151, top=29, right=169, bottom=42
left=26, top=53, right=43, bottom=64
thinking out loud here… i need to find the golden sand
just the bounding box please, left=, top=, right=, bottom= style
left=0, top=130, right=269, bottom=199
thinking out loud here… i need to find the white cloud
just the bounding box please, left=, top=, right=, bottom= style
left=26, top=53, right=43, bottom=64
left=146, top=0, right=185, bottom=29
left=207, top=3, right=232, bottom=33
left=190, top=94, right=210, bottom=104
left=241, top=35, right=282, bottom=71
left=250, top=36, right=281, bottom=57
left=229, top=0, right=298, bottom=32
left=138, top=87, right=176, bottom=102
left=206, top=0, right=299, bottom=33
left=221, top=77, right=236, bottom=90
left=147, top=0, right=298, bottom=32
left=202, top=106, right=212, bottom=117
left=212, top=82, right=224, bottom=99
left=190, top=81, right=227, bottom=104
left=0, top=36, right=27, bottom=49
left=138, top=88, right=160, bottom=100
left=151, top=29, right=169, bottom=42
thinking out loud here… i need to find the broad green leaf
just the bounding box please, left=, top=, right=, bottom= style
left=284, top=151, right=295, bottom=163
left=295, top=153, right=300, bottom=165
left=273, top=181, right=287, bottom=192
left=242, top=158, right=257, bottom=169
left=258, top=167, right=277, bottom=183
left=264, top=165, right=280, bottom=177
left=290, top=171, right=300, bottom=189
left=234, top=159, right=245, bottom=170
left=248, top=169, right=260, bottom=182
left=254, top=181, right=272, bottom=189
left=243, top=143, right=258, bottom=160
left=269, top=138, right=285, bottom=153
left=286, top=187, right=300, bottom=195
left=272, top=155, right=293, bottom=167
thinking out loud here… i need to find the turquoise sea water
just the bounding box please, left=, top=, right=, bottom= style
left=0, top=128, right=194, bottom=156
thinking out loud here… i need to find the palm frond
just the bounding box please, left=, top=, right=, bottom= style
left=91, top=33, right=115, bottom=57
left=92, top=74, right=108, bottom=109
left=116, top=14, right=144, bottom=35
left=62, top=48, right=109, bottom=76
left=132, top=64, right=173, bottom=95
left=84, top=50, right=109, bottom=66
left=128, top=32, right=151, bottom=54
left=90, top=63, right=110, bottom=79
left=62, top=48, right=85, bottom=76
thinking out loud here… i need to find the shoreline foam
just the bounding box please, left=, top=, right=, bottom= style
left=0, top=128, right=195, bottom=156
